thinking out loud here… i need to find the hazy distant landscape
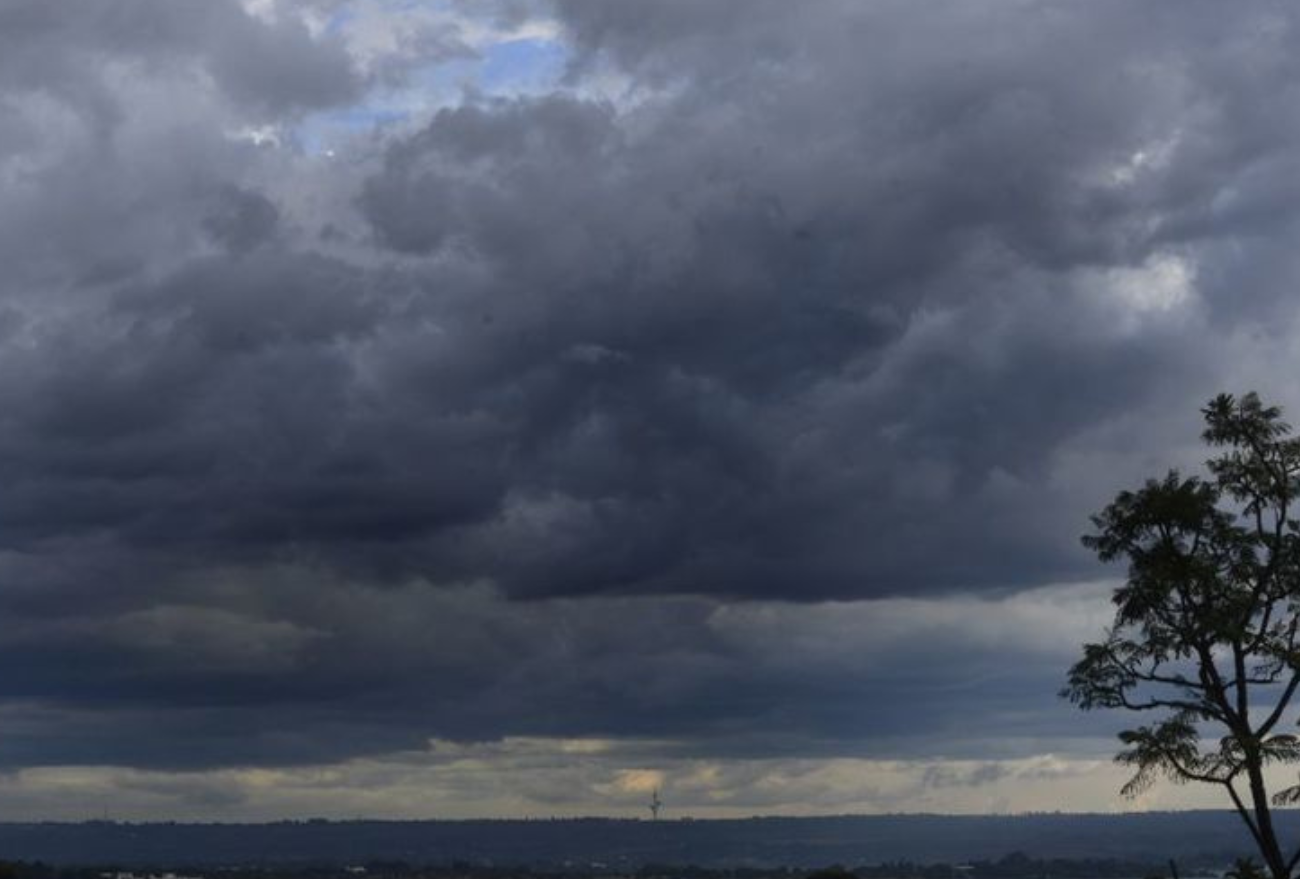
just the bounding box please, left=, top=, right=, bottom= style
left=0, top=858, right=1226, bottom=879
left=0, top=813, right=1288, bottom=868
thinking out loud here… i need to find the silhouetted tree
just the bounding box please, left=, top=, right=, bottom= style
left=1064, top=393, right=1300, bottom=879
left=1229, top=858, right=1270, bottom=879
left=805, top=867, right=857, bottom=879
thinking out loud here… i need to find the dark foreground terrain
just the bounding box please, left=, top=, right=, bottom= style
left=0, top=857, right=1225, bottom=879
left=0, top=812, right=1290, bottom=868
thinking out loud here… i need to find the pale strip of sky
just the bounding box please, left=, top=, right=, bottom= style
left=0, top=743, right=1210, bottom=823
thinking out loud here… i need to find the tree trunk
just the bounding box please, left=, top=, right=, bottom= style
left=1246, top=755, right=1290, bottom=879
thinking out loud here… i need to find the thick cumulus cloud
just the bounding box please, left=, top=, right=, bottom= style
left=2, top=0, right=1300, bottom=800
left=345, top=0, right=1300, bottom=600
left=0, top=0, right=360, bottom=123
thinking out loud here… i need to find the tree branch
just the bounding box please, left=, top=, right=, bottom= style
left=1227, top=778, right=1266, bottom=854
left=1257, top=669, right=1300, bottom=738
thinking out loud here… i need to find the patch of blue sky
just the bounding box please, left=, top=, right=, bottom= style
left=391, top=34, right=567, bottom=101
left=293, top=103, right=413, bottom=156
left=292, top=28, right=569, bottom=156
left=321, top=0, right=436, bottom=36
left=322, top=5, right=357, bottom=35
left=481, top=37, right=569, bottom=94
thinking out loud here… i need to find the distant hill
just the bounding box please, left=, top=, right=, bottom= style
left=0, top=811, right=1293, bottom=868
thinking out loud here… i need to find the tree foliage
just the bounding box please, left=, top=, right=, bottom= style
left=1064, top=393, right=1300, bottom=879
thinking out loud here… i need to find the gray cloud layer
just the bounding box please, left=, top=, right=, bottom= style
left=0, top=0, right=1297, bottom=788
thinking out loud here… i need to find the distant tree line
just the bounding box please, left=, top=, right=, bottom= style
left=807, top=853, right=1216, bottom=879
left=0, top=856, right=1222, bottom=879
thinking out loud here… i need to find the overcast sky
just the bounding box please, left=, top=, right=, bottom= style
left=2, top=0, right=1300, bottom=821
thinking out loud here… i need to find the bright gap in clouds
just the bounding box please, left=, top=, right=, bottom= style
left=0, top=748, right=1133, bottom=822
left=3, top=739, right=1277, bottom=823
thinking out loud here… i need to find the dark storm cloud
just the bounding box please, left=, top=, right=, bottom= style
left=0, top=576, right=1112, bottom=769
left=346, top=2, right=1244, bottom=599
left=0, top=0, right=359, bottom=119
left=1, top=0, right=1298, bottom=778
